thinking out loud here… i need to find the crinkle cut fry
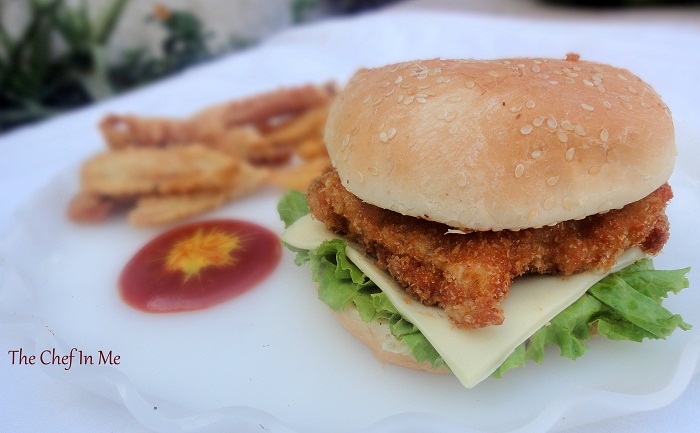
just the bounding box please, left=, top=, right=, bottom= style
left=306, top=167, right=672, bottom=329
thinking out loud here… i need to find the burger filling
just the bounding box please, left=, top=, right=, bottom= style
left=306, top=166, right=673, bottom=329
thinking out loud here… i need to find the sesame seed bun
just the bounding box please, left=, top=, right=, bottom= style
left=324, top=56, right=676, bottom=230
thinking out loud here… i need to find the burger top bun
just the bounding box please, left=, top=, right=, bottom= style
left=324, top=55, right=676, bottom=231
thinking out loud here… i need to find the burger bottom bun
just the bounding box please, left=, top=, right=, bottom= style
left=332, top=304, right=450, bottom=374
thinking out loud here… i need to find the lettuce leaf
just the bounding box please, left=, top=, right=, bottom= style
left=310, top=238, right=446, bottom=369
left=492, top=260, right=691, bottom=377
left=278, top=192, right=691, bottom=377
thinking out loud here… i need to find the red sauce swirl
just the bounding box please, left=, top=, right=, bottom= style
left=119, top=219, right=281, bottom=313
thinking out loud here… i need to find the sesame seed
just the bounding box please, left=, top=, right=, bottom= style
left=558, top=130, right=569, bottom=143
left=445, top=111, right=457, bottom=122
left=362, top=94, right=372, bottom=104
left=618, top=74, right=628, bottom=81
left=583, top=80, right=594, bottom=87
left=580, top=103, right=594, bottom=111
left=341, top=134, right=350, bottom=149
left=561, top=120, right=574, bottom=131
left=547, top=116, right=558, bottom=129
left=465, top=80, right=475, bottom=88
left=510, top=105, right=522, bottom=113
left=403, top=96, right=414, bottom=105
left=574, top=125, right=586, bottom=136
left=457, top=171, right=467, bottom=187
left=527, top=209, right=539, bottom=222
left=416, top=97, right=427, bottom=104
left=372, top=97, right=383, bottom=106
left=603, top=100, right=612, bottom=108
left=526, top=100, right=536, bottom=109
left=533, top=117, right=544, bottom=127
left=380, top=81, right=390, bottom=88
left=554, top=70, right=564, bottom=75
left=395, top=76, right=403, bottom=84
left=447, top=96, right=463, bottom=102
left=531, top=150, right=542, bottom=159
left=489, top=71, right=499, bottom=78
left=600, top=129, right=609, bottom=142
left=387, top=127, right=397, bottom=139
left=549, top=81, right=559, bottom=85
left=532, top=65, right=541, bottom=73
left=396, top=94, right=404, bottom=103
left=547, top=176, right=559, bottom=186
left=562, top=197, right=574, bottom=210
left=588, top=166, right=600, bottom=175
left=384, top=88, right=395, bottom=97
left=368, top=166, right=378, bottom=175
left=515, top=164, right=525, bottom=178
left=520, top=125, right=533, bottom=135
left=624, top=102, right=633, bottom=109
left=565, top=147, right=575, bottom=161
left=606, top=149, right=617, bottom=163
left=543, top=197, right=556, bottom=210
left=350, top=125, right=359, bottom=135
left=567, top=72, right=579, bottom=78
left=379, top=132, right=388, bottom=143
left=627, top=86, right=638, bottom=94
left=566, top=77, right=575, bottom=84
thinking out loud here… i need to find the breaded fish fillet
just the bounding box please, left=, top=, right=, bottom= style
left=307, top=167, right=672, bottom=329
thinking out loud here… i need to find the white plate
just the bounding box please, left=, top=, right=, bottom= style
left=0, top=150, right=699, bottom=433
left=1, top=9, right=700, bottom=433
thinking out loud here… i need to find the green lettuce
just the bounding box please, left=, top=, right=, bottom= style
left=278, top=191, right=691, bottom=377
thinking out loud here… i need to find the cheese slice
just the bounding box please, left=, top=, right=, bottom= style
left=282, top=214, right=646, bottom=388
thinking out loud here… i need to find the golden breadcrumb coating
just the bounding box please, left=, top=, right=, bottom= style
left=307, top=166, right=672, bottom=329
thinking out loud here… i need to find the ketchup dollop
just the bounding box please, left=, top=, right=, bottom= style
left=119, top=219, right=281, bottom=313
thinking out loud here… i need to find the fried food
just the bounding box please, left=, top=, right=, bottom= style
left=268, top=157, right=330, bottom=192
left=71, top=82, right=336, bottom=226
left=99, top=114, right=193, bottom=150
left=80, top=145, right=240, bottom=196
left=127, top=162, right=269, bottom=226
left=307, top=167, right=672, bottom=329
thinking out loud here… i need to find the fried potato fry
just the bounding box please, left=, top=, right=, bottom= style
left=99, top=114, right=193, bottom=149
left=67, top=192, right=119, bottom=223
left=128, top=191, right=229, bottom=227
left=128, top=162, right=270, bottom=226
left=264, top=104, right=328, bottom=147
left=213, top=83, right=336, bottom=128
left=297, top=137, right=328, bottom=161
left=81, top=145, right=239, bottom=196
left=72, top=80, right=338, bottom=227
left=267, top=158, right=330, bottom=192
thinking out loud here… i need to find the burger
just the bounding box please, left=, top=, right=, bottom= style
left=278, top=55, right=691, bottom=387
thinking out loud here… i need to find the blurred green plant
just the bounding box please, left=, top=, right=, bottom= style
left=0, top=1, right=255, bottom=132
left=0, top=0, right=129, bottom=131
left=109, top=5, right=254, bottom=92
